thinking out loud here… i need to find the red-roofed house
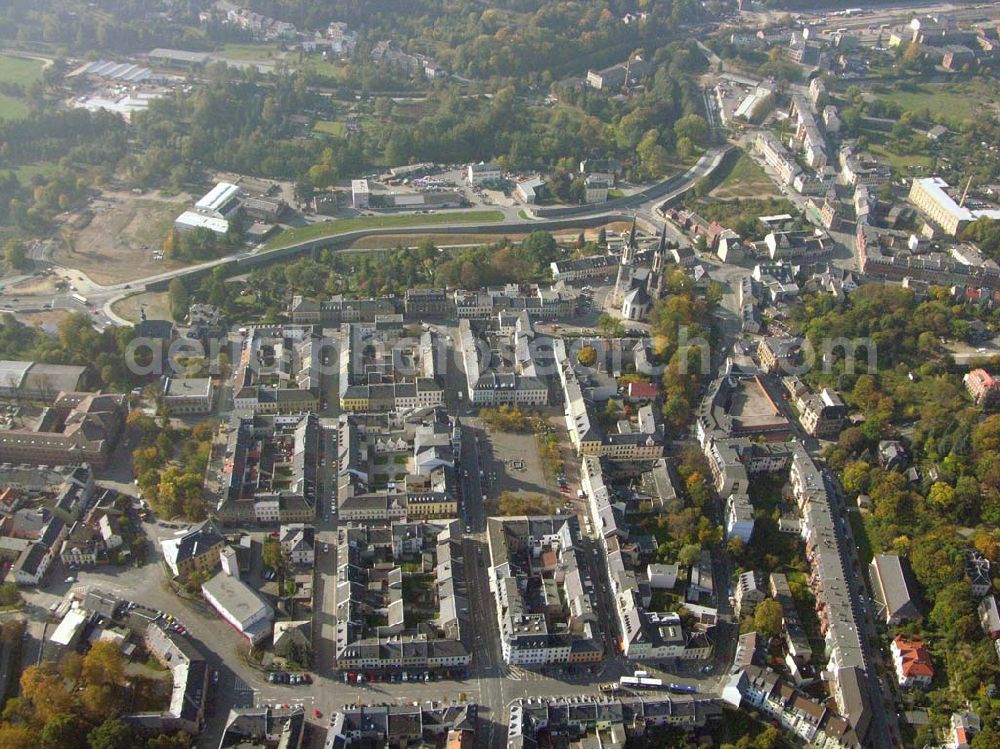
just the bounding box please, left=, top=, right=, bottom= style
left=891, top=636, right=934, bottom=688
left=626, top=381, right=660, bottom=402
left=951, top=711, right=980, bottom=749
left=964, top=369, right=1000, bottom=406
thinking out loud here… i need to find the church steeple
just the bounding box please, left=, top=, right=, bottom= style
left=648, top=223, right=668, bottom=300
left=627, top=216, right=637, bottom=251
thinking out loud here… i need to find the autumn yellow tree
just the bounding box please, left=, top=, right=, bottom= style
left=57, top=651, right=83, bottom=684
left=81, top=641, right=125, bottom=689
left=0, top=725, right=35, bottom=749
left=19, top=666, right=77, bottom=725
left=81, top=684, right=120, bottom=723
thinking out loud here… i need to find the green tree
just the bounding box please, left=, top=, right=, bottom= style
left=676, top=136, right=694, bottom=160
left=596, top=314, right=625, bottom=339
left=3, top=241, right=28, bottom=272
left=972, top=725, right=1000, bottom=749
left=677, top=543, right=701, bottom=567
left=637, top=130, right=669, bottom=177
left=167, top=278, right=189, bottom=322
left=841, top=461, right=871, bottom=495
left=909, top=528, right=962, bottom=598
left=674, top=114, right=708, bottom=146
left=145, top=735, right=192, bottom=749
left=930, top=581, right=977, bottom=643
left=87, top=720, right=133, bottom=749
left=262, top=538, right=285, bottom=574
left=42, top=713, right=87, bottom=749
left=753, top=598, right=783, bottom=639
left=520, top=231, right=558, bottom=272
left=753, top=726, right=782, bottom=749
left=0, top=582, right=21, bottom=608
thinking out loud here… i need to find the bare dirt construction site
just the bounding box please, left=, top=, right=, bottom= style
left=52, top=190, right=192, bottom=285
left=10, top=308, right=73, bottom=331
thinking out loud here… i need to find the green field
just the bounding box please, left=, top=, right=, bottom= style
left=218, top=43, right=284, bottom=62
left=0, top=94, right=29, bottom=121
left=14, top=161, right=58, bottom=182
left=313, top=120, right=346, bottom=137
left=875, top=78, right=999, bottom=127
left=848, top=511, right=874, bottom=566
left=858, top=125, right=934, bottom=173
left=265, top=210, right=506, bottom=249
left=0, top=55, right=44, bottom=121
left=298, top=57, right=348, bottom=79
left=711, top=152, right=781, bottom=199
left=0, top=54, right=44, bottom=86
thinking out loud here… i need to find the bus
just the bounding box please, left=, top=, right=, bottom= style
left=71, top=293, right=88, bottom=306
left=620, top=676, right=664, bottom=690
left=669, top=683, right=697, bottom=694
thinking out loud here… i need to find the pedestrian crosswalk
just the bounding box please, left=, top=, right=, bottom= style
left=506, top=665, right=593, bottom=683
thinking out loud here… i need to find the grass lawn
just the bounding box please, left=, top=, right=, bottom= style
left=875, top=78, right=999, bottom=128
left=848, top=510, right=874, bottom=566
left=692, top=196, right=797, bottom=227
left=0, top=54, right=44, bottom=86
left=298, top=57, right=347, bottom=79
left=859, top=125, right=934, bottom=173
left=0, top=93, right=30, bottom=121
left=313, top=120, right=346, bottom=137
left=111, top=291, right=172, bottom=323
left=219, top=43, right=283, bottom=61
left=711, top=152, right=782, bottom=199
left=265, top=210, right=505, bottom=249
left=867, top=142, right=933, bottom=172
left=14, top=161, right=58, bottom=182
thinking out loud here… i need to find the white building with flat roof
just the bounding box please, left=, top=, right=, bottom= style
left=195, top=182, right=241, bottom=216
left=202, top=571, right=274, bottom=644
left=351, top=179, right=370, bottom=209
left=175, top=181, right=242, bottom=235
left=514, top=176, right=545, bottom=204
left=909, top=177, right=1000, bottom=236
left=50, top=607, right=88, bottom=649
left=174, top=212, right=230, bottom=234
left=467, top=162, right=501, bottom=185
left=161, top=377, right=215, bottom=415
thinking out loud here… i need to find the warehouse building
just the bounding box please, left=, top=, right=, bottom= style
left=202, top=569, right=274, bottom=644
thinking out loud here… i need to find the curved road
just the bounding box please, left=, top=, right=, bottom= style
left=1, top=145, right=730, bottom=328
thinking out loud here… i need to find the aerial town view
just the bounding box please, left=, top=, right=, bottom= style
left=2, top=0, right=1000, bottom=747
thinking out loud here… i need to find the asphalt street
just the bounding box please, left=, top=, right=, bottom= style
left=0, top=146, right=731, bottom=332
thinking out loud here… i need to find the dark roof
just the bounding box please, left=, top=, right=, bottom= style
left=172, top=520, right=224, bottom=563
left=134, top=319, right=175, bottom=340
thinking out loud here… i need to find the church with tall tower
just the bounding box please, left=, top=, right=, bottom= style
left=618, top=221, right=670, bottom=322
left=647, top=224, right=669, bottom=301
left=611, top=217, right=639, bottom=309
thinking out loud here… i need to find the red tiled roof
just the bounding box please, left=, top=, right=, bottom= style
left=627, top=382, right=660, bottom=398
left=894, top=636, right=935, bottom=678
